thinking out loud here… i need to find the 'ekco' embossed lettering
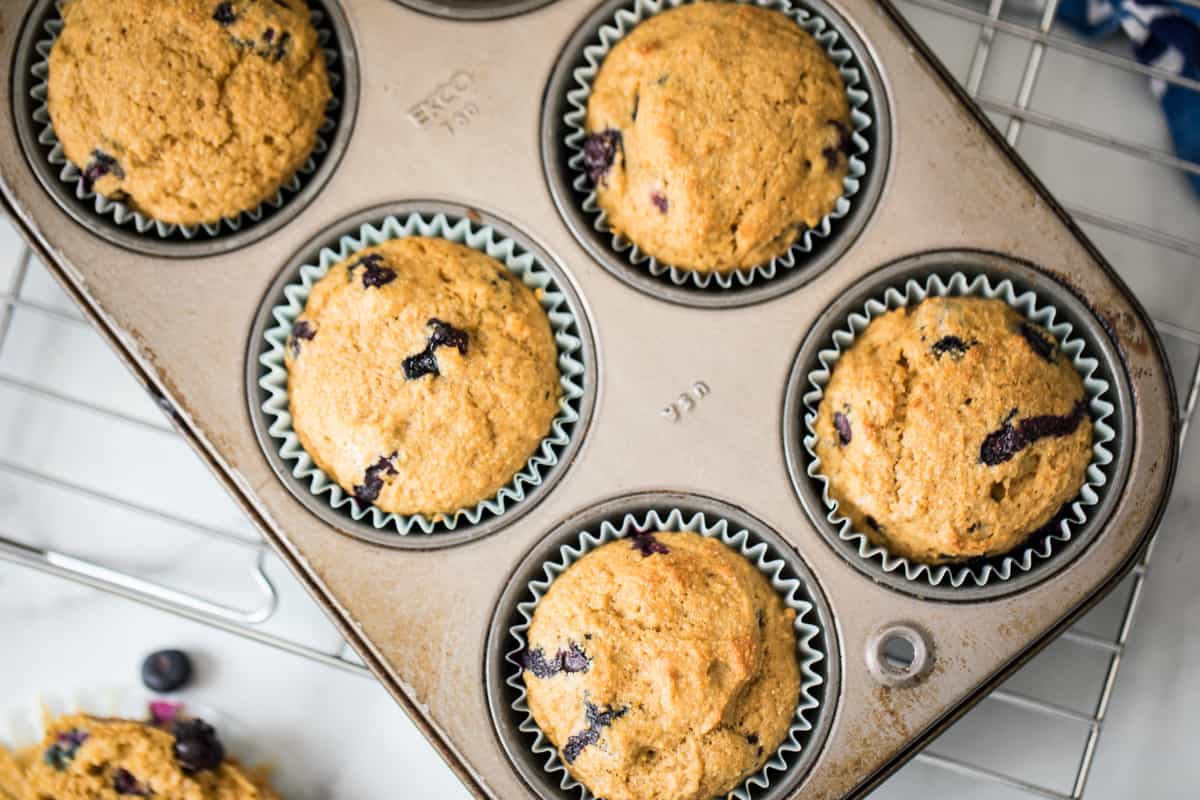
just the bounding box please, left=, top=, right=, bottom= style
left=408, top=71, right=478, bottom=135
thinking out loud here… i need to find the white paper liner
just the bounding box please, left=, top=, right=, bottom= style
left=258, top=212, right=587, bottom=535
left=563, top=0, right=873, bottom=289
left=802, top=272, right=1116, bottom=588
left=503, top=507, right=827, bottom=799
left=28, top=0, right=343, bottom=239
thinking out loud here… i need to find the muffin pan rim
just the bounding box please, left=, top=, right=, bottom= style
left=9, top=0, right=361, bottom=258
left=483, top=490, right=842, bottom=800
left=244, top=199, right=600, bottom=550
left=781, top=249, right=1135, bottom=602
left=539, top=0, right=893, bottom=309
left=389, top=0, right=561, bottom=21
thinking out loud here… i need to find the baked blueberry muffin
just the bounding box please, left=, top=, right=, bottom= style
left=6, top=712, right=278, bottom=799
left=519, top=531, right=800, bottom=800
left=47, top=0, right=332, bottom=226
left=285, top=237, right=561, bottom=517
left=814, top=296, right=1093, bottom=563
left=583, top=2, right=851, bottom=273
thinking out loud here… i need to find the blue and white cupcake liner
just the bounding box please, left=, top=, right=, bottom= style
left=504, top=506, right=827, bottom=799
left=257, top=212, right=586, bottom=536
left=563, top=0, right=873, bottom=290
left=802, top=272, right=1116, bottom=589
left=29, top=0, right=343, bottom=239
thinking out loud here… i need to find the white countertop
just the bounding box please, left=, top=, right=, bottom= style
left=2, top=2, right=1198, bottom=797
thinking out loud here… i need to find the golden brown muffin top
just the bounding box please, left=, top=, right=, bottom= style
left=48, top=0, right=331, bottom=225
left=286, top=237, right=561, bottom=518
left=13, top=713, right=277, bottom=800
left=521, top=531, right=801, bottom=800
left=814, top=297, right=1093, bottom=563
left=584, top=3, right=851, bottom=272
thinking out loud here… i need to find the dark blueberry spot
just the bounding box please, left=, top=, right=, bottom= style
left=352, top=453, right=398, bottom=505
left=289, top=318, right=316, bottom=357
left=172, top=719, right=224, bottom=774
left=562, top=703, right=627, bottom=763
left=148, top=701, right=183, bottom=727
left=746, top=733, right=759, bottom=745
left=212, top=2, right=236, bottom=25
left=865, top=515, right=880, bottom=531
left=822, top=145, right=840, bottom=170
left=349, top=253, right=396, bottom=289
left=402, top=348, right=439, bottom=381
left=582, top=129, right=622, bottom=186
left=141, top=649, right=192, bottom=693
left=967, top=522, right=980, bottom=533
left=81, top=149, right=124, bottom=193
left=262, top=27, right=275, bottom=42
left=402, top=319, right=469, bottom=381
left=272, top=30, right=291, bottom=62
left=1018, top=321, right=1057, bottom=363
left=964, top=398, right=973, bottom=406
left=833, top=411, right=852, bottom=446
left=931, top=335, right=973, bottom=360
left=43, top=729, right=88, bottom=771
left=979, top=401, right=1087, bottom=466
left=113, top=768, right=151, bottom=796
left=560, top=641, right=590, bottom=674
left=757, top=745, right=764, bottom=758
left=828, top=119, right=852, bottom=154
left=650, top=191, right=669, bottom=214
left=584, top=633, right=592, bottom=640
left=629, top=530, right=669, bottom=557
left=427, top=318, right=469, bottom=356
left=516, top=646, right=559, bottom=679
left=271, top=0, right=291, bottom=7
left=631, top=92, right=639, bottom=121
left=656, top=73, right=669, bottom=85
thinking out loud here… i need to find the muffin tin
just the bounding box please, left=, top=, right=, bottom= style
left=0, top=0, right=1178, bottom=797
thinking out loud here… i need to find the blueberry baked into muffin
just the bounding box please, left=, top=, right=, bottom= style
left=285, top=237, right=561, bottom=518
left=814, top=296, right=1093, bottom=563
left=47, top=0, right=331, bottom=226
left=519, top=531, right=800, bottom=800
left=1, top=712, right=278, bottom=799
left=582, top=3, right=852, bottom=273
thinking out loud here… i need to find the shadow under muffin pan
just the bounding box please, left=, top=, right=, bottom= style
left=10, top=0, right=360, bottom=258
left=485, top=491, right=840, bottom=800
left=541, top=0, right=892, bottom=309
left=782, top=250, right=1134, bottom=602
left=245, top=201, right=598, bottom=550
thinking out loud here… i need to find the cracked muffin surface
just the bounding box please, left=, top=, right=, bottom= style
left=5, top=713, right=277, bottom=800
left=583, top=2, right=851, bottom=273
left=47, top=0, right=331, bottom=226
left=814, top=296, right=1093, bottom=564
left=520, top=531, right=800, bottom=800
left=285, top=237, right=561, bottom=518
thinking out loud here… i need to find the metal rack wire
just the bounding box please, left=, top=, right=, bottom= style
left=1, top=0, right=1198, bottom=796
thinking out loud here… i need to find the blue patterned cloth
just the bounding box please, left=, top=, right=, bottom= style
left=1059, top=0, right=1200, bottom=195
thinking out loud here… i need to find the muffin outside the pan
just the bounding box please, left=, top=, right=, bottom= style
left=8, top=712, right=278, bottom=799
left=582, top=2, right=852, bottom=273
left=518, top=531, right=800, bottom=800
left=47, top=0, right=331, bottom=227
left=285, top=236, right=561, bottom=518
left=814, top=296, right=1093, bottom=564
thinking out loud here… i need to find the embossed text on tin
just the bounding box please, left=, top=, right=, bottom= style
left=661, top=381, right=711, bottom=422
left=408, top=71, right=479, bottom=136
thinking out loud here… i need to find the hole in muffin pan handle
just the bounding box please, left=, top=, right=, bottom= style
left=866, top=623, right=934, bottom=687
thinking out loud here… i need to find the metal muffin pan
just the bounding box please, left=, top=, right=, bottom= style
left=11, top=0, right=360, bottom=257
left=486, top=491, right=841, bottom=800
left=541, top=0, right=891, bottom=308
left=246, top=200, right=599, bottom=550
left=0, top=0, right=1178, bottom=797
left=783, top=250, right=1133, bottom=603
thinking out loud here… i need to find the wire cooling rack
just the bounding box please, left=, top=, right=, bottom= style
left=1, top=0, right=1198, bottom=796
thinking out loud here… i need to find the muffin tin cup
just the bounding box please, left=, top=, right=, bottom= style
left=544, top=0, right=888, bottom=307
left=250, top=202, right=596, bottom=549
left=486, top=492, right=838, bottom=800
left=16, top=0, right=357, bottom=257
left=783, top=252, right=1129, bottom=601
